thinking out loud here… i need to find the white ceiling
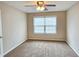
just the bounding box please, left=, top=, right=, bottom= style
left=3, top=1, right=78, bottom=13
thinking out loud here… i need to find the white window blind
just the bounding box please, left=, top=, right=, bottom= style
left=33, top=16, right=57, bottom=34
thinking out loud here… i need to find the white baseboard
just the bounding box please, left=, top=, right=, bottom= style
left=3, top=39, right=26, bottom=56
left=29, top=38, right=65, bottom=41
left=66, top=41, right=79, bottom=56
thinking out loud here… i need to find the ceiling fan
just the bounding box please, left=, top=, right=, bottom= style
left=25, top=1, right=56, bottom=11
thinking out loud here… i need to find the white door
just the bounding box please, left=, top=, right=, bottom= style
left=0, top=9, right=3, bottom=57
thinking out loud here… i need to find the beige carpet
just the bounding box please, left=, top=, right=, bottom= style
left=5, top=40, right=78, bottom=57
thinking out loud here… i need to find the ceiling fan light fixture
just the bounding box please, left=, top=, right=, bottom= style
left=36, top=6, right=45, bottom=11
left=36, top=1, right=45, bottom=11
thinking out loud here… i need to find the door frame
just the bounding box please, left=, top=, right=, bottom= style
left=0, top=8, right=3, bottom=57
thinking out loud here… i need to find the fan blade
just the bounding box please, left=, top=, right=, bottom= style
left=24, top=5, right=36, bottom=7
left=45, top=4, right=56, bottom=7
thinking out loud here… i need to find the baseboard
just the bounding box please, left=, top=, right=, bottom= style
left=29, top=38, right=65, bottom=42
left=66, top=41, right=79, bottom=56
left=3, top=39, right=27, bottom=57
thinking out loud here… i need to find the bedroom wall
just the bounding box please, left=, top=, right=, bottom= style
left=27, top=11, right=66, bottom=41
left=0, top=2, right=27, bottom=55
left=67, top=2, right=79, bottom=56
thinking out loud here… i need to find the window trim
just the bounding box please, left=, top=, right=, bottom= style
left=33, top=16, right=57, bottom=34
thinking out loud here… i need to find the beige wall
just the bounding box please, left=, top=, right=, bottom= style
left=67, top=2, right=79, bottom=56
left=27, top=11, right=66, bottom=41
left=0, top=2, right=27, bottom=55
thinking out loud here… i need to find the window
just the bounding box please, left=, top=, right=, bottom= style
left=33, top=16, right=57, bottom=34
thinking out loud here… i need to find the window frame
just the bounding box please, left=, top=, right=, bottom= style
left=33, top=16, right=57, bottom=34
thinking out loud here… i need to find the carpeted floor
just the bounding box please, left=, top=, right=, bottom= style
left=5, top=40, right=78, bottom=57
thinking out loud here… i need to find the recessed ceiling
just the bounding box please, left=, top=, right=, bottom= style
left=3, top=1, right=78, bottom=13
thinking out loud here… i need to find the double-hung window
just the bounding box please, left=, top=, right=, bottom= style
left=33, top=16, right=57, bottom=34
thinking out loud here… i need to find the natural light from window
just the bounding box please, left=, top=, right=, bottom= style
left=33, top=16, right=56, bottom=34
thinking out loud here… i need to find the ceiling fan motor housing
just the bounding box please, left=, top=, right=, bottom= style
left=37, top=1, right=45, bottom=7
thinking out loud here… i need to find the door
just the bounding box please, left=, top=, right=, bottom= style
left=0, top=9, right=3, bottom=57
